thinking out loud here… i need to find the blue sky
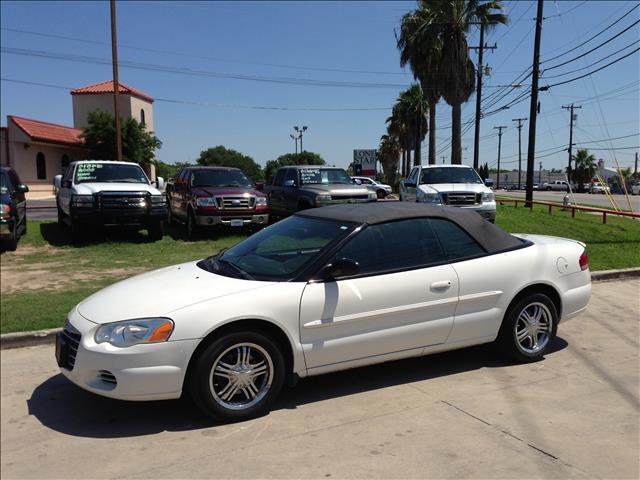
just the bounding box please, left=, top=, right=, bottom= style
left=1, top=0, right=638, bottom=172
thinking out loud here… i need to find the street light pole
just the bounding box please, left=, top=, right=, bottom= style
left=110, top=0, right=122, bottom=161
left=293, top=126, right=308, bottom=164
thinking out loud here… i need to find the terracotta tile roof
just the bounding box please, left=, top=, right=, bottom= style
left=71, top=80, right=154, bottom=102
left=10, top=116, right=84, bottom=146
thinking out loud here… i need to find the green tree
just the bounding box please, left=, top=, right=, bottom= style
left=378, top=133, right=401, bottom=188
left=81, top=110, right=162, bottom=166
left=397, top=0, right=507, bottom=164
left=264, top=151, right=326, bottom=182
left=196, top=146, right=263, bottom=181
left=155, top=160, right=193, bottom=181
left=571, top=149, right=597, bottom=192
left=387, top=85, right=428, bottom=176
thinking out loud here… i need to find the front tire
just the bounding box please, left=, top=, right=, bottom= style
left=1, top=225, right=18, bottom=252
left=147, top=220, right=164, bottom=242
left=497, top=293, right=558, bottom=362
left=376, top=189, right=386, bottom=199
left=188, top=331, right=285, bottom=422
left=186, top=208, right=198, bottom=239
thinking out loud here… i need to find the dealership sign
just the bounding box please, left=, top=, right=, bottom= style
left=353, top=149, right=377, bottom=177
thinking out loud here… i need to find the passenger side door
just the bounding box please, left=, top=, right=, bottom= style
left=282, top=169, right=300, bottom=211
left=267, top=169, right=286, bottom=214
left=300, top=218, right=459, bottom=372
left=402, top=167, right=419, bottom=202
left=58, top=165, right=74, bottom=215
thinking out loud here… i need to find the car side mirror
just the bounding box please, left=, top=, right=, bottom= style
left=484, top=178, right=494, bottom=187
left=16, top=183, right=29, bottom=193
left=155, top=176, right=165, bottom=189
left=320, top=258, right=360, bottom=280
left=284, top=179, right=297, bottom=188
left=53, top=175, right=62, bottom=189
left=255, top=181, right=264, bottom=191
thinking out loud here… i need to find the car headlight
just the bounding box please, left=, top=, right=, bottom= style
left=255, top=197, right=268, bottom=207
left=316, top=194, right=332, bottom=204
left=95, top=318, right=174, bottom=347
left=481, top=192, right=495, bottom=202
left=71, top=194, right=94, bottom=207
left=196, top=197, right=216, bottom=206
left=151, top=194, right=166, bottom=204
left=419, top=192, right=441, bottom=204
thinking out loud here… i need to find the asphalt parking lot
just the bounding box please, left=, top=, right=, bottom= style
left=1, top=279, right=638, bottom=479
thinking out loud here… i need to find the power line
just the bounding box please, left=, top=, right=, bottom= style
left=541, top=3, right=640, bottom=64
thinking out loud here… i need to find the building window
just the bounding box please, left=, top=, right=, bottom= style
left=140, top=109, right=146, bottom=126
left=61, top=154, right=70, bottom=168
left=36, top=152, right=47, bottom=180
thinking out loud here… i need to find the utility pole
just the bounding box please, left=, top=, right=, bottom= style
left=289, top=133, right=298, bottom=157
left=471, top=23, right=497, bottom=171
left=512, top=118, right=527, bottom=189
left=294, top=126, right=308, bottom=162
left=442, top=156, right=446, bottom=165
left=110, top=0, right=122, bottom=161
left=562, top=103, right=582, bottom=182
left=635, top=151, right=638, bottom=176
left=538, top=161, right=542, bottom=184
left=494, top=126, right=507, bottom=189
left=525, top=0, right=544, bottom=207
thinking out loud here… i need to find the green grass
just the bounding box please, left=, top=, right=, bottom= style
left=1, top=207, right=638, bottom=334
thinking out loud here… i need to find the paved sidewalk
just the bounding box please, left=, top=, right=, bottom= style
left=1, top=280, right=638, bottom=479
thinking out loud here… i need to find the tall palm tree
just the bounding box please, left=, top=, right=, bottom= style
left=571, top=148, right=597, bottom=192
left=378, top=133, right=401, bottom=187
left=387, top=85, right=428, bottom=175
left=397, top=1, right=507, bottom=164
left=397, top=6, right=441, bottom=165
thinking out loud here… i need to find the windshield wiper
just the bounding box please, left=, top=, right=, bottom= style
left=218, top=258, right=254, bottom=280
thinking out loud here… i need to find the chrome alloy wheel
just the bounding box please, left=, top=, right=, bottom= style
left=515, top=302, right=553, bottom=354
left=209, top=343, right=274, bottom=411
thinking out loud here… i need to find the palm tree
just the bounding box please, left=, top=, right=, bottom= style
left=571, top=149, right=597, bottom=192
left=387, top=85, right=428, bottom=175
left=397, top=1, right=507, bottom=164
left=397, top=7, right=441, bottom=165
left=378, top=133, right=401, bottom=188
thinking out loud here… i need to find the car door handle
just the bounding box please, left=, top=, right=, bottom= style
left=430, top=281, right=452, bottom=291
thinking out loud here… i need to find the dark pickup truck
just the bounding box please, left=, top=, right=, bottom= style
left=166, top=166, right=268, bottom=238
left=263, top=165, right=376, bottom=217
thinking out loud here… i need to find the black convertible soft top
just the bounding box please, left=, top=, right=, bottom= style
left=296, top=202, right=525, bottom=254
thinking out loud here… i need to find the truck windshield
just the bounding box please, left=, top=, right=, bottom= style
left=300, top=168, right=352, bottom=185
left=198, top=216, right=356, bottom=281
left=74, top=163, right=149, bottom=184
left=420, top=167, right=482, bottom=185
left=192, top=170, right=253, bottom=188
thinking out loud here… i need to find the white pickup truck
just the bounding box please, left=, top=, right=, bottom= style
left=54, top=160, right=167, bottom=241
left=399, top=165, right=496, bottom=222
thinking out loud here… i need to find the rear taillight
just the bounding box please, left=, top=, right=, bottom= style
left=579, top=249, right=589, bottom=271
left=0, top=204, right=11, bottom=219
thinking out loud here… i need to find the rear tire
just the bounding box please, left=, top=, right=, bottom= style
left=376, top=189, right=386, bottom=199
left=186, top=208, right=198, bottom=239
left=188, top=331, right=285, bottom=422
left=497, top=293, right=558, bottom=363
left=1, top=226, right=18, bottom=252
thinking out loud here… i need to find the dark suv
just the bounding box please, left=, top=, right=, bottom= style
left=0, top=166, right=29, bottom=251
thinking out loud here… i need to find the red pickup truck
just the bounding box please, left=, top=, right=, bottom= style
left=166, top=166, right=268, bottom=238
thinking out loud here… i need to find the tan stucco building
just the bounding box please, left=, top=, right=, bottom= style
left=1, top=80, right=154, bottom=197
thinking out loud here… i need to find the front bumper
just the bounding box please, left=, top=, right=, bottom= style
left=58, top=310, right=198, bottom=401
left=73, top=207, right=167, bottom=226
left=194, top=213, right=269, bottom=227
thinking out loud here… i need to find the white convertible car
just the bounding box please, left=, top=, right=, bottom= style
left=56, top=203, right=591, bottom=421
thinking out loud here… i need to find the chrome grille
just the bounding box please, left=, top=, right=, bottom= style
left=62, top=322, right=81, bottom=370
left=98, top=370, right=117, bottom=385
left=442, top=193, right=480, bottom=206
left=218, top=196, right=255, bottom=209
left=100, top=192, right=148, bottom=210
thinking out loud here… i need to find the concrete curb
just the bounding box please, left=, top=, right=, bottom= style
left=2, top=268, right=639, bottom=350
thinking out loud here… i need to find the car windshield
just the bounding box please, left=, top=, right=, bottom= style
left=198, top=216, right=356, bottom=280
left=0, top=172, right=11, bottom=194
left=74, top=163, right=149, bottom=184
left=420, top=167, right=482, bottom=185
left=300, top=168, right=352, bottom=185
left=192, top=169, right=253, bottom=188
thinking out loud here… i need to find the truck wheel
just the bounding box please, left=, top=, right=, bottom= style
left=376, top=189, right=386, bottom=199
left=57, top=203, right=66, bottom=226
left=69, top=216, right=84, bottom=244
left=297, top=201, right=311, bottom=211
left=1, top=226, right=18, bottom=252
left=188, top=331, right=285, bottom=422
left=147, top=220, right=164, bottom=242
left=546, top=186, right=552, bottom=191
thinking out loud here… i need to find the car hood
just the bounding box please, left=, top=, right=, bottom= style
left=73, top=183, right=162, bottom=195
left=191, top=186, right=264, bottom=197
left=77, top=261, right=274, bottom=324
left=302, top=184, right=371, bottom=195
left=418, top=183, right=490, bottom=194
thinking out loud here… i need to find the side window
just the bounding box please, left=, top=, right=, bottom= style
left=429, top=219, right=485, bottom=260
left=6, top=171, right=17, bottom=191
left=140, top=109, right=146, bottom=126
left=284, top=169, right=297, bottom=184
left=407, top=167, right=419, bottom=184
left=177, top=169, right=186, bottom=184
left=62, top=164, right=74, bottom=183
left=331, top=218, right=445, bottom=275
left=273, top=169, right=287, bottom=187
left=36, top=152, right=47, bottom=180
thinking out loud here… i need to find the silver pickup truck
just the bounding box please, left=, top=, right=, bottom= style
left=399, top=165, right=496, bottom=222
left=263, top=165, right=376, bottom=216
